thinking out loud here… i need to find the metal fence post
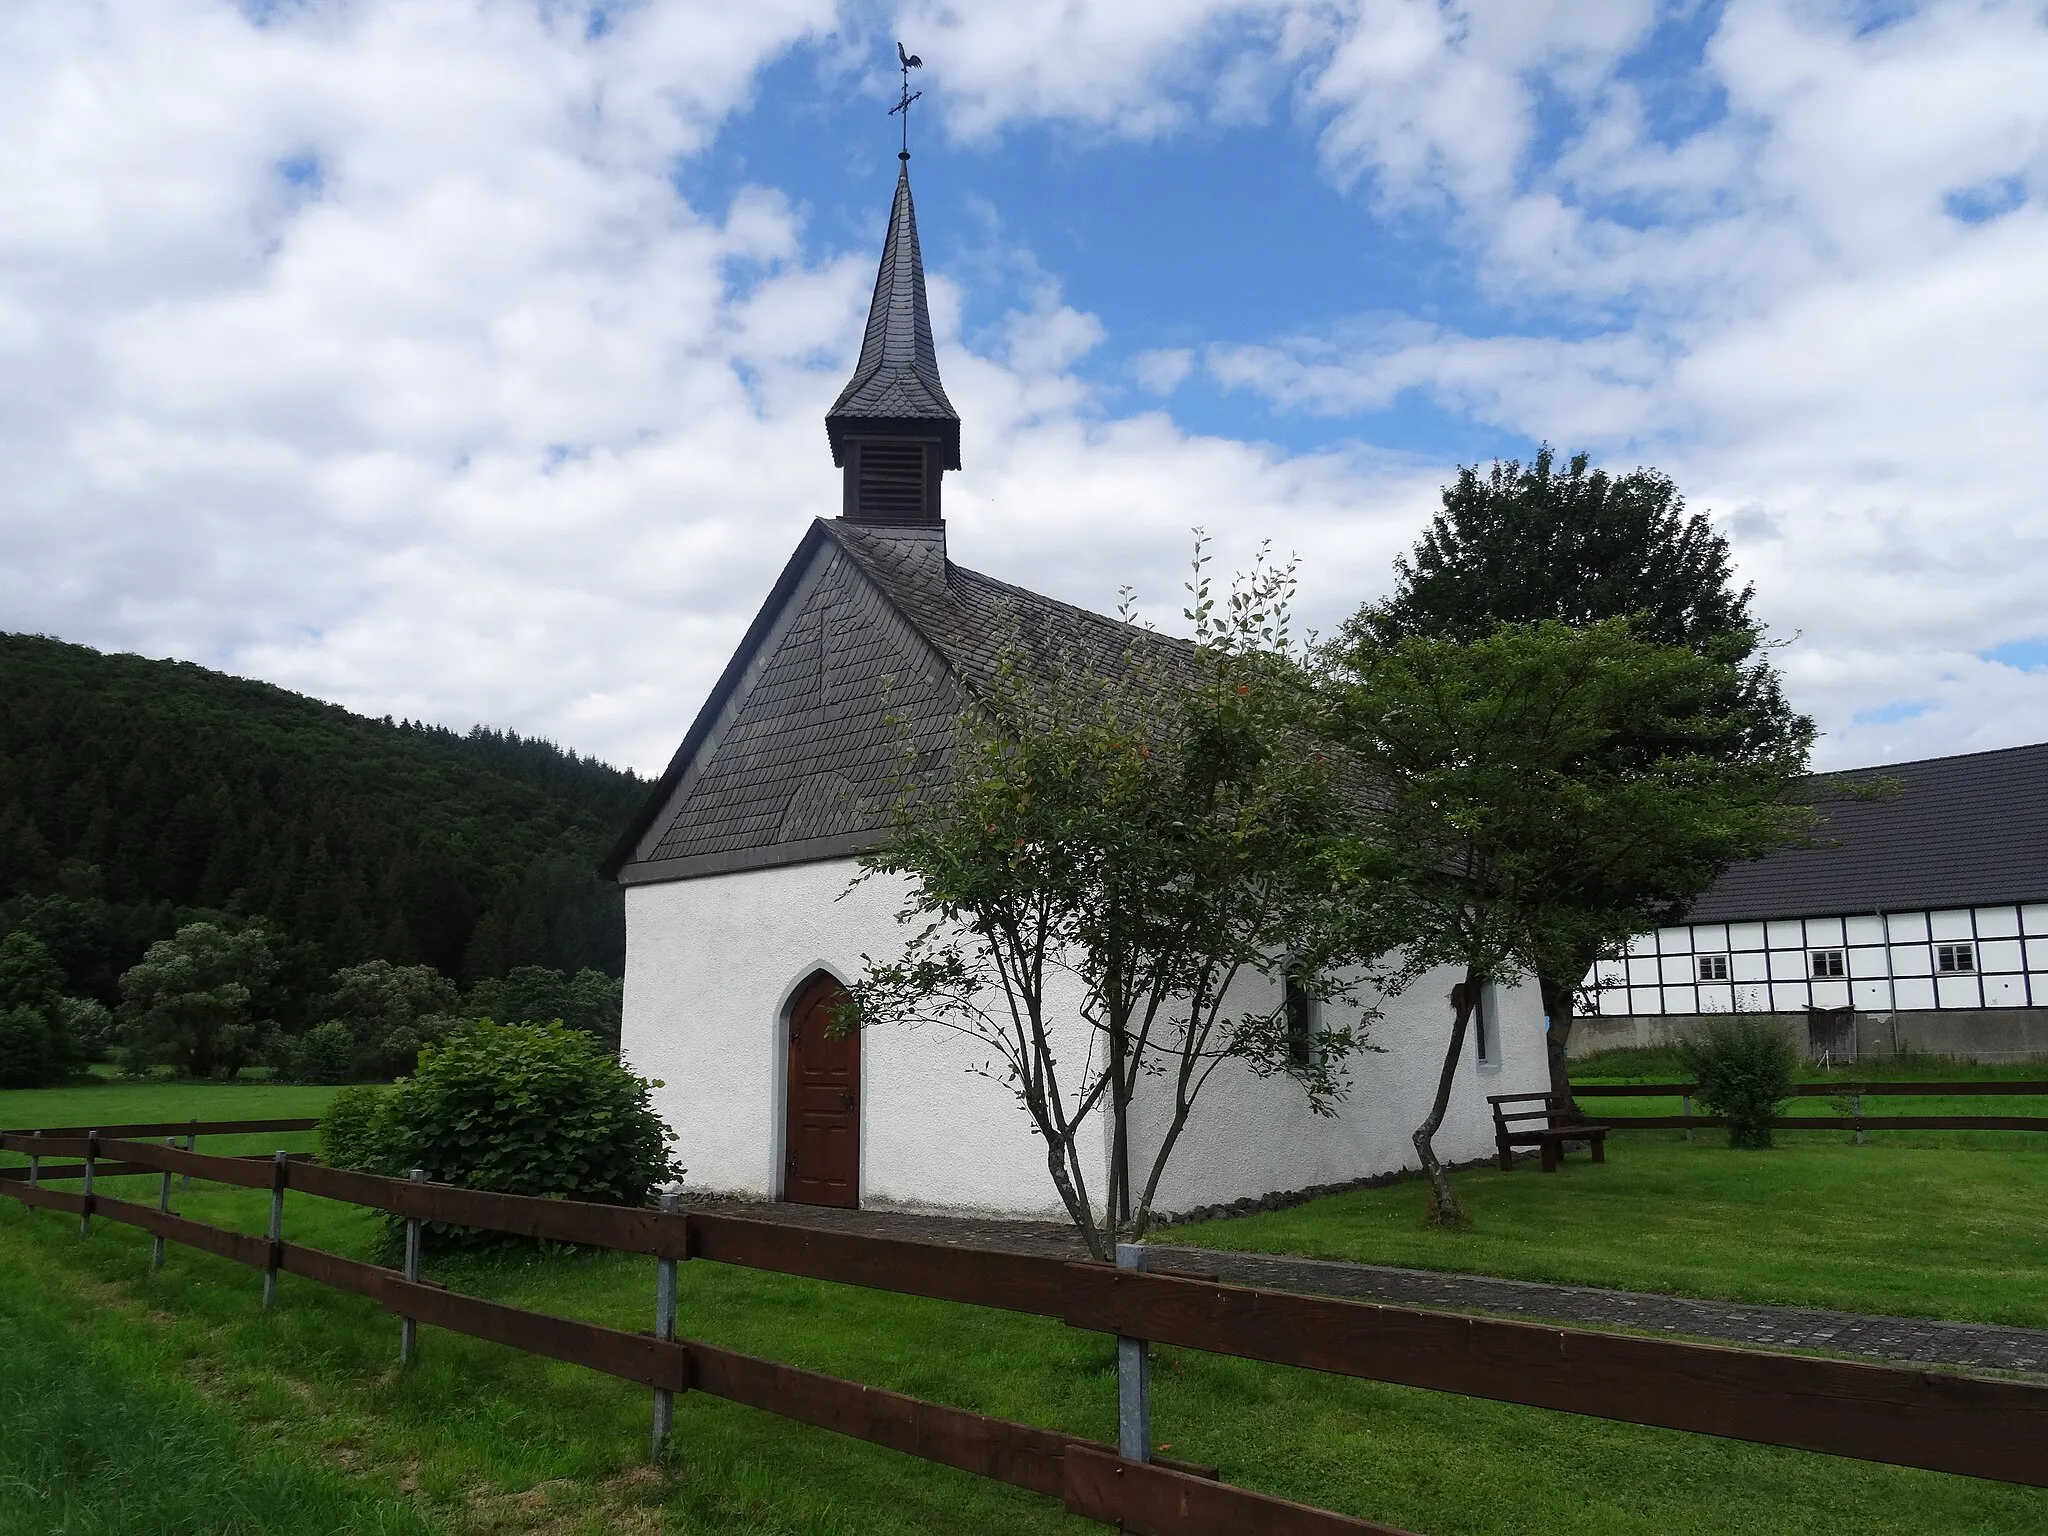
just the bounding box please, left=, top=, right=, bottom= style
left=151, top=1136, right=174, bottom=1273
left=262, top=1149, right=287, bottom=1308
left=79, top=1131, right=97, bottom=1238
left=1853, top=1088, right=1866, bottom=1146
left=1115, top=1242, right=1151, bottom=1463
left=27, top=1131, right=41, bottom=1190
left=400, top=1168, right=424, bottom=1363
left=182, top=1122, right=197, bottom=1192
left=1681, top=1094, right=1695, bottom=1142
left=652, top=1185, right=682, bottom=1459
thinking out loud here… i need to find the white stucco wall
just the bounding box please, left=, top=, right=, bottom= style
left=1124, top=968, right=1548, bottom=1214
left=626, top=856, right=1554, bottom=1219
left=622, top=857, right=1091, bottom=1217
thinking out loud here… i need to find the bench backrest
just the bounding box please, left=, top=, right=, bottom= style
left=1488, top=1092, right=1567, bottom=1130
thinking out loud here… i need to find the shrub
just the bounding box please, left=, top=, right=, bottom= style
left=1679, top=1016, right=1799, bottom=1149
left=289, top=1020, right=359, bottom=1085
left=318, top=1083, right=395, bottom=1171
left=320, top=1019, right=676, bottom=1252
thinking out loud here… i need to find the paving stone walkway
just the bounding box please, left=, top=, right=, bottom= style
left=701, top=1198, right=2048, bottom=1375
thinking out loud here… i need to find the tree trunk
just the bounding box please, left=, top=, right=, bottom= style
left=1412, top=969, right=1479, bottom=1229
left=1538, top=970, right=1580, bottom=1120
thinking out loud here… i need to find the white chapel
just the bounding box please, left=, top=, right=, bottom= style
left=605, top=154, right=1547, bottom=1218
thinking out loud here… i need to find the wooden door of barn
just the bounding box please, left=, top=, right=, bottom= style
left=783, top=972, right=860, bottom=1208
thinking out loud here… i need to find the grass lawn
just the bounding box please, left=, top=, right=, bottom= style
left=0, top=1073, right=344, bottom=1143
left=2, top=1082, right=2045, bottom=1534
left=1169, top=1133, right=2048, bottom=1328
left=0, top=1261, right=437, bottom=1536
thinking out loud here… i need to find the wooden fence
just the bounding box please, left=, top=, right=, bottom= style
left=3, top=1121, right=2046, bottom=1534
left=1573, top=1080, right=2048, bottom=1137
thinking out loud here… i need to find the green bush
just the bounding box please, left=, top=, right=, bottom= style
left=288, top=1019, right=358, bottom=1084
left=318, top=1019, right=676, bottom=1252
left=1679, top=1016, right=1799, bottom=1149
left=317, top=1083, right=393, bottom=1170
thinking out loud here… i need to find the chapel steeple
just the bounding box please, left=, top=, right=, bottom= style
left=825, top=153, right=960, bottom=525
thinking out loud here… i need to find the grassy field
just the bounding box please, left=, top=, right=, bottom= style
left=2, top=1081, right=2046, bottom=1534
left=0, top=1264, right=437, bottom=1536
left=1170, top=1133, right=2048, bottom=1327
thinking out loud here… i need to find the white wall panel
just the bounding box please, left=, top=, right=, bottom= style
left=1931, top=909, right=1974, bottom=941
left=1887, top=912, right=1929, bottom=942
left=1975, top=906, right=2021, bottom=938
left=1984, top=975, right=2028, bottom=1007
left=1980, top=938, right=2024, bottom=973
left=1844, top=915, right=1885, bottom=946
left=1893, top=976, right=1936, bottom=1009
left=1936, top=975, right=1981, bottom=1008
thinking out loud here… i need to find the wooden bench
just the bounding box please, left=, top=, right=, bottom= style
left=1488, top=1093, right=1609, bottom=1173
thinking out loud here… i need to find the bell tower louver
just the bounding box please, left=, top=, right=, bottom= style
left=825, top=155, right=959, bottom=525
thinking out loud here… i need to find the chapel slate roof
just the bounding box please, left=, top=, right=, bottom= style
left=825, top=163, right=960, bottom=470
left=603, top=520, right=1191, bottom=883
left=1684, top=740, right=2048, bottom=923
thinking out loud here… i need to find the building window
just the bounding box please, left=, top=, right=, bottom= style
left=1697, top=954, right=1729, bottom=981
left=1471, top=984, right=1497, bottom=1067
left=1937, top=943, right=1976, bottom=974
left=1810, top=950, right=1846, bottom=978
left=1283, top=965, right=1317, bottom=1068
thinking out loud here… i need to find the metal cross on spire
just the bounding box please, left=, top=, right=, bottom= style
left=889, top=41, right=923, bottom=160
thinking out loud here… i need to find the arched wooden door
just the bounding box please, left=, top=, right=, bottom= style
left=783, top=973, right=860, bottom=1208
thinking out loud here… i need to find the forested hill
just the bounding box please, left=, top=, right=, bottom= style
left=0, top=633, right=644, bottom=1003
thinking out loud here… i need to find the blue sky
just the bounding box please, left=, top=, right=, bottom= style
left=2, top=1, right=2046, bottom=772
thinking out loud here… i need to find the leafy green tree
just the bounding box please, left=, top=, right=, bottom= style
left=319, top=1020, right=677, bottom=1255
left=466, top=965, right=622, bottom=1051
left=1316, top=619, right=1814, bottom=1225
left=0, top=931, right=79, bottom=1087
left=317, top=959, right=460, bottom=1077
left=849, top=546, right=1379, bottom=1259
left=117, top=921, right=277, bottom=1079
left=1356, top=449, right=1811, bottom=1101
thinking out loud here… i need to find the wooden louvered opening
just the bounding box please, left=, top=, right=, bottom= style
left=854, top=441, right=928, bottom=521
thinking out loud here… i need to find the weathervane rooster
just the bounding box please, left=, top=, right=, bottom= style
left=889, top=41, right=923, bottom=158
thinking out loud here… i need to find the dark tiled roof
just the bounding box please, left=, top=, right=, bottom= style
left=606, top=521, right=1189, bottom=883
left=826, top=163, right=960, bottom=469
left=1686, top=741, right=2048, bottom=922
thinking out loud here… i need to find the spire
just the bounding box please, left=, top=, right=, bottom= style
left=827, top=161, right=960, bottom=470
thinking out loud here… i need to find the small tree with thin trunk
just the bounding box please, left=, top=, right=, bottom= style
left=845, top=544, right=1381, bottom=1259
left=1316, top=618, right=1814, bottom=1225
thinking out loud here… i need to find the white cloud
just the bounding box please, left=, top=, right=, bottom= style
left=5, top=0, right=2046, bottom=783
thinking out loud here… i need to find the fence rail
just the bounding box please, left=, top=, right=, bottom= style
left=1571, top=1080, right=2048, bottom=1136
left=4, top=1120, right=2046, bottom=1533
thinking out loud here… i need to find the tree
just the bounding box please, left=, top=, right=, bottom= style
left=117, top=921, right=277, bottom=1078
left=1316, top=619, right=1814, bottom=1225
left=466, top=965, right=623, bottom=1051
left=847, top=546, right=1378, bottom=1259
left=1357, top=448, right=1811, bottom=1103
left=0, top=930, right=79, bottom=1087
left=317, top=958, right=461, bottom=1077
